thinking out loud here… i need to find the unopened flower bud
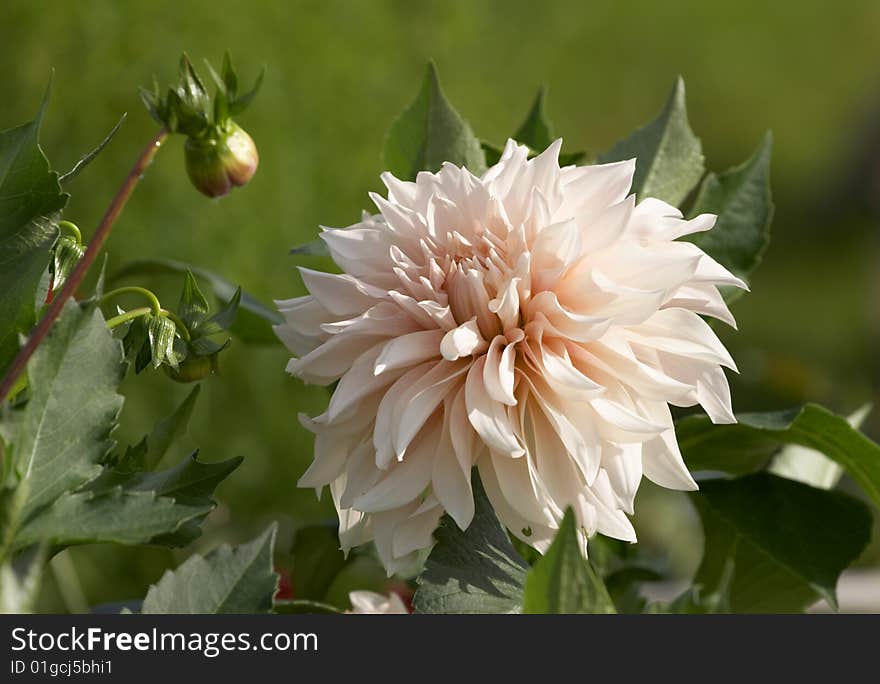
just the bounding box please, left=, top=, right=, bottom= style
left=164, top=353, right=218, bottom=383
left=51, top=235, right=85, bottom=291
left=184, top=122, right=258, bottom=198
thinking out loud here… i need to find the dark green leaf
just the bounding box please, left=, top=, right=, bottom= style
left=384, top=62, right=486, bottom=181
left=59, top=114, right=126, bottom=185
left=677, top=403, right=880, bottom=509
left=228, top=67, right=264, bottom=117
left=522, top=508, right=616, bottom=614
left=0, top=544, right=46, bottom=613
left=290, top=524, right=347, bottom=601
left=413, top=474, right=528, bottom=614
left=646, top=581, right=731, bottom=614
left=687, top=133, right=773, bottom=298
left=692, top=473, right=872, bottom=612
left=89, top=451, right=240, bottom=505
left=118, top=386, right=201, bottom=471
left=112, top=258, right=281, bottom=344
left=605, top=566, right=663, bottom=614
left=9, top=302, right=123, bottom=522
left=0, top=88, right=68, bottom=373
left=14, top=488, right=211, bottom=549
left=598, top=77, right=704, bottom=206
left=289, top=237, right=330, bottom=258
left=559, top=150, right=588, bottom=166
left=481, top=141, right=503, bottom=167
left=198, top=286, right=241, bottom=335
left=513, top=88, right=555, bottom=152
left=322, top=554, right=388, bottom=609
left=222, top=52, right=238, bottom=99
left=142, top=523, right=279, bottom=614
left=177, top=270, right=211, bottom=329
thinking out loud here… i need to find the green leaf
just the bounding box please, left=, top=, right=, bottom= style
left=228, top=67, right=265, bottom=118
left=598, top=77, right=704, bottom=206
left=142, top=523, right=279, bottom=614
left=687, top=133, right=773, bottom=297
left=87, top=451, right=241, bottom=505
left=177, top=270, right=211, bottom=329
left=117, top=385, right=202, bottom=472
left=677, top=403, right=880, bottom=509
left=322, top=554, right=388, bottom=609
left=15, top=448, right=239, bottom=551
left=522, top=508, right=616, bottom=614
left=112, top=258, right=281, bottom=344
left=289, top=524, right=347, bottom=601
left=646, top=581, right=731, bottom=614
left=384, top=62, right=486, bottom=181
left=0, top=544, right=46, bottom=613
left=289, top=236, right=330, bottom=258
left=605, top=566, right=663, bottom=614
left=692, top=473, right=872, bottom=612
left=513, top=88, right=555, bottom=152
left=1, top=303, right=232, bottom=555
left=769, top=404, right=871, bottom=490
left=59, top=114, right=126, bottom=185
left=14, top=488, right=212, bottom=549
left=8, top=302, right=123, bottom=523
left=0, top=88, right=68, bottom=374
left=413, top=475, right=528, bottom=614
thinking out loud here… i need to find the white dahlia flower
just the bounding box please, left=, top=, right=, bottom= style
left=347, top=590, right=409, bottom=614
left=276, top=139, right=744, bottom=574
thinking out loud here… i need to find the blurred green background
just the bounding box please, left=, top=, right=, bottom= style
left=2, top=0, right=878, bottom=610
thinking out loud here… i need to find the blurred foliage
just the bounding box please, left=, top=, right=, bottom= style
left=2, top=0, right=878, bottom=610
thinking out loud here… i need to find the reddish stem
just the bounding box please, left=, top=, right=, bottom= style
left=0, top=129, right=169, bottom=403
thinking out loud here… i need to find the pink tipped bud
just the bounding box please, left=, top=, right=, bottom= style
left=184, top=122, right=259, bottom=198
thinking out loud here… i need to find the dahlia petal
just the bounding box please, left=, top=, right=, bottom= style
left=642, top=429, right=698, bottom=491
left=298, top=267, right=386, bottom=315
left=440, top=318, right=487, bottom=361
left=601, top=442, right=643, bottom=514
left=583, top=470, right=637, bottom=542
left=374, top=329, right=444, bottom=375
left=630, top=308, right=738, bottom=370
left=663, top=283, right=737, bottom=328
left=558, top=158, right=635, bottom=219
left=478, top=459, right=556, bottom=554
left=465, top=357, right=525, bottom=457
left=483, top=336, right=517, bottom=405
left=354, top=421, right=436, bottom=512
left=391, top=359, right=471, bottom=459
left=590, top=397, right=667, bottom=435
left=327, top=344, right=406, bottom=421
left=392, top=495, right=444, bottom=558
left=447, top=386, right=483, bottom=474
left=287, top=332, right=386, bottom=384
left=432, top=423, right=475, bottom=530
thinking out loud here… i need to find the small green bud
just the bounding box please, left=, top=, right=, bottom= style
left=51, top=235, right=85, bottom=291
left=163, top=353, right=219, bottom=383
left=184, top=122, right=258, bottom=198
left=147, top=314, right=180, bottom=369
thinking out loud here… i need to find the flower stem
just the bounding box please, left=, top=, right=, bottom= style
left=0, top=129, right=168, bottom=404
left=100, top=286, right=163, bottom=316
left=58, top=220, right=82, bottom=244
left=104, top=306, right=153, bottom=329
